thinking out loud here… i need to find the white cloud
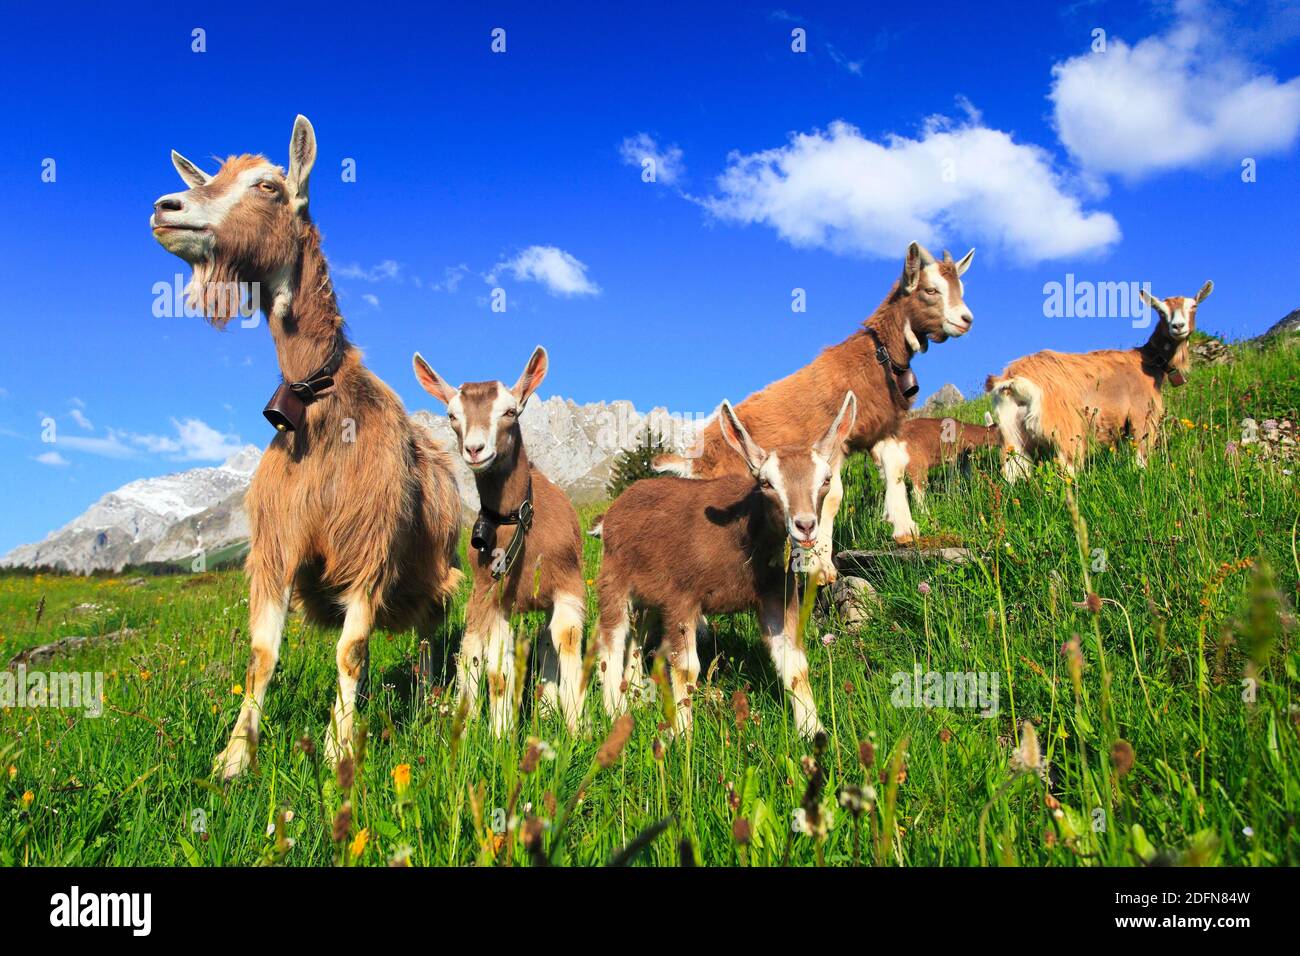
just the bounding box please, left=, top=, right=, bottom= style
left=489, top=246, right=601, bottom=297
left=362, top=294, right=381, bottom=309
left=129, top=418, right=244, bottom=462
left=433, top=264, right=471, bottom=293
left=701, top=114, right=1119, bottom=264
left=56, top=433, right=136, bottom=459
left=620, top=133, right=685, bottom=186
left=334, top=260, right=402, bottom=282
left=1050, top=2, right=1300, bottom=178
left=52, top=417, right=243, bottom=463
left=69, top=407, right=93, bottom=430
left=34, top=451, right=69, bottom=467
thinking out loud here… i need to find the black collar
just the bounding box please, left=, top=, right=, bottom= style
left=866, top=327, right=920, bottom=402
left=1143, top=338, right=1187, bottom=387
left=262, top=334, right=348, bottom=432
left=471, top=476, right=534, bottom=580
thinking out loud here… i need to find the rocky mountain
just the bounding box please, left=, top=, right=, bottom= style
left=914, top=383, right=964, bottom=416
left=1, top=447, right=261, bottom=574
left=2, top=396, right=691, bottom=574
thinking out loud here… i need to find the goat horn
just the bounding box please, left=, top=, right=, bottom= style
left=943, top=249, right=953, bottom=262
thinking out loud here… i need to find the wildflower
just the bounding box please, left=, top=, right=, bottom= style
left=392, top=763, right=412, bottom=795
left=332, top=802, right=352, bottom=843
left=732, top=817, right=752, bottom=845
left=731, top=690, right=750, bottom=731
left=231, top=683, right=243, bottom=695
left=7, top=765, right=15, bottom=782
left=938, top=727, right=953, bottom=744
left=139, top=670, right=151, bottom=681
left=596, top=713, right=634, bottom=768
left=336, top=757, right=355, bottom=790
left=821, top=632, right=835, bottom=647
left=297, top=735, right=316, bottom=757
left=21, top=790, right=34, bottom=809
left=1073, top=592, right=1102, bottom=614
left=1225, top=441, right=1239, bottom=458
left=349, top=827, right=369, bottom=860
left=918, top=581, right=931, bottom=596
left=1010, top=721, right=1048, bottom=780
left=858, top=740, right=875, bottom=769
left=1242, top=826, right=1254, bottom=839
left=838, top=785, right=866, bottom=816
left=1110, top=740, right=1135, bottom=778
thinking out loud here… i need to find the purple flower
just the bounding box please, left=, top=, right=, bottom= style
left=918, top=581, right=931, bottom=596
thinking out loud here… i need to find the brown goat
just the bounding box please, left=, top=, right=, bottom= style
left=412, top=347, right=586, bottom=735
left=598, top=393, right=858, bottom=739
left=151, top=116, right=463, bottom=778
left=987, top=282, right=1213, bottom=480
left=872, top=416, right=1000, bottom=511
left=655, top=242, right=975, bottom=561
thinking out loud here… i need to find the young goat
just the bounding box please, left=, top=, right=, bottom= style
left=597, top=393, right=858, bottom=739
left=988, top=282, right=1212, bottom=480
left=413, top=347, right=586, bottom=735
left=654, top=242, right=974, bottom=563
left=870, top=416, right=1000, bottom=515
left=151, top=116, right=462, bottom=778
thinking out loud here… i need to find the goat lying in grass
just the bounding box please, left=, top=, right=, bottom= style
left=413, top=347, right=586, bottom=735
left=988, top=281, right=1212, bottom=480
left=871, top=416, right=1000, bottom=521
left=596, top=393, right=857, bottom=739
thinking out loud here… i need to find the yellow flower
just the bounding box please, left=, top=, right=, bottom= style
left=231, top=683, right=243, bottom=695
left=211, top=704, right=218, bottom=714
left=349, top=827, right=369, bottom=859
left=139, top=670, right=151, bottom=681
left=392, top=763, right=412, bottom=795
left=7, top=765, right=16, bottom=781
left=21, top=790, right=33, bottom=809
left=1180, top=418, right=1195, bottom=429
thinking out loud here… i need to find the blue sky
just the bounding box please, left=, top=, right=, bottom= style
left=1, top=0, right=1298, bottom=553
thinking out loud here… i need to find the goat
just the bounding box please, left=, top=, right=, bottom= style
left=872, top=416, right=1000, bottom=515
left=596, top=393, right=858, bottom=740
left=151, top=116, right=463, bottom=778
left=654, top=241, right=975, bottom=565
left=987, top=281, right=1212, bottom=480
left=413, top=347, right=586, bottom=736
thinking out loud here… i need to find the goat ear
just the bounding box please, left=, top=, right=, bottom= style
left=411, top=352, right=457, bottom=405
left=1195, top=280, right=1213, bottom=303
left=286, top=114, right=317, bottom=208
left=1138, top=288, right=1170, bottom=319
left=815, top=393, right=857, bottom=462
left=718, top=401, right=766, bottom=476
left=955, top=248, right=975, bottom=276
left=171, top=150, right=210, bottom=188
left=512, top=345, right=548, bottom=407
left=902, top=241, right=936, bottom=293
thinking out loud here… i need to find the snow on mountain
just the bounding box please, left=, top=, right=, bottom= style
left=2, top=397, right=690, bottom=574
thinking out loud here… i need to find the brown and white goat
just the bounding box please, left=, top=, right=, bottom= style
left=413, top=347, right=586, bottom=736
left=987, top=281, right=1213, bottom=480
left=872, top=416, right=1000, bottom=512
left=151, top=116, right=463, bottom=778
left=598, top=393, right=858, bottom=739
left=655, top=242, right=975, bottom=564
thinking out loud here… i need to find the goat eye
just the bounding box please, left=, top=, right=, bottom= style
left=256, top=181, right=276, bottom=193
left=759, top=478, right=773, bottom=489
left=925, top=287, right=939, bottom=295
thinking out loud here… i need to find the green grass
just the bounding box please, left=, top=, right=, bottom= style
left=1, top=338, right=1297, bottom=867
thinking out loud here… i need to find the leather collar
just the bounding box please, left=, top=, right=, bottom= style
left=262, top=334, right=348, bottom=432
left=472, top=476, right=534, bottom=580
left=866, top=327, right=919, bottom=402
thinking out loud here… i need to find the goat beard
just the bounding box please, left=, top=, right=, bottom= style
left=186, top=257, right=256, bottom=329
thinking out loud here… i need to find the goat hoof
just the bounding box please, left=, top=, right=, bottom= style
left=213, top=741, right=252, bottom=780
